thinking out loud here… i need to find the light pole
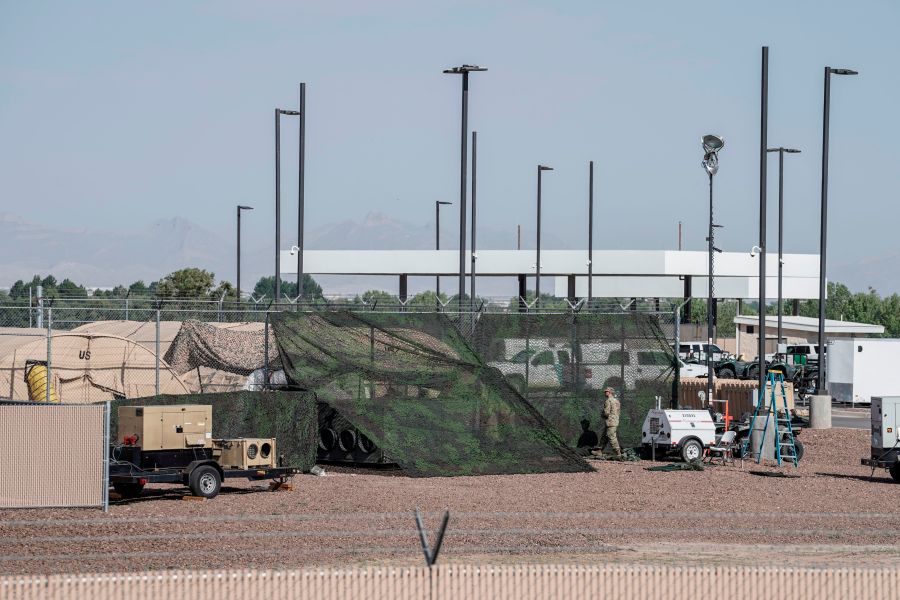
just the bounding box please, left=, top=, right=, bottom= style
left=701, top=134, right=724, bottom=409
left=470, top=130, right=477, bottom=310
left=297, top=82, right=307, bottom=298
left=767, top=146, right=801, bottom=347
left=816, top=66, right=857, bottom=395
left=274, top=107, right=300, bottom=304
left=757, top=46, right=768, bottom=397
left=535, top=165, right=553, bottom=302
left=236, top=205, right=254, bottom=303
left=435, top=200, right=451, bottom=298
left=587, top=161, right=594, bottom=304
left=443, top=65, right=486, bottom=309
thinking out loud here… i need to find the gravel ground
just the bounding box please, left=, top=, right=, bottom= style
left=2, top=427, right=898, bottom=576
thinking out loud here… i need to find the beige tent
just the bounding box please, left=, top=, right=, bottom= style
left=0, top=332, right=190, bottom=403
left=71, top=321, right=270, bottom=394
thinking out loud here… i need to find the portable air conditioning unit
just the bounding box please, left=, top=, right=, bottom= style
left=214, top=438, right=277, bottom=469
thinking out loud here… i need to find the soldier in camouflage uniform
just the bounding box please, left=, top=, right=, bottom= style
left=598, top=386, right=622, bottom=457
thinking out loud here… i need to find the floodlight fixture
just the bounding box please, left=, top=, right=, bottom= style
left=443, top=65, right=488, bottom=74
left=829, top=68, right=858, bottom=76
left=701, top=135, right=724, bottom=177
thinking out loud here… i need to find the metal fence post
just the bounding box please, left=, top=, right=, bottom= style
left=28, top=287, right=32, bottom=327
left=673, top=304, right=681, bottom=408
left=124, top=296, right=129, bottom=321
left=103, top=401, right=110, bottom=512
left=155, top=308, right=161, bottom=395
left=46, top=306, right=52, bottom=403
left=264, top=312, right=270, bottom=387
left=36, top=285, right=43, bottom=328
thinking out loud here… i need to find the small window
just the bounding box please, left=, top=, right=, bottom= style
left=511, top=350, right=533, bottom=364
left=532, top=350, right=554, bottom=366
left=607, top=350, right=631, bottom=365
left=638, top=351, right=670, bottom=366
left=747, top=326, right=755, bottom=334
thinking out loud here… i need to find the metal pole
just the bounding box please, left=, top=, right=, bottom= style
left=264, top=312, right=270, bottom=388
left=36, top=285, right=43, bottom=328
left=103, top=400, right=110, bottom=512
left=297, top=82, right=306, bottom=298
left=46, top=306, right=52, bottom=403
left=236, top=205, right=242, bottom=303
left=588, top=160, right=594, bottom=303
left=155, top=308, right=160, bottom=395
left=536, top=166, right=542, bottom=301
left=470, top=130, right=477, bottom=310
left=275, top=109, right=282, bottom=305
left=707, top=172, right=714, bottom=408
left=28, top=287, right=32, bottom=327
left=758, top=46, right=768, bottom=395
left=436, top=201, right=441, bottom=297
left=457, top=72, right=469, bottom=309
left=817, top=68, right=831, bottom=394
left=777, top=148, right=784, bottom=347
left=673, top=303, right=682, bottom=409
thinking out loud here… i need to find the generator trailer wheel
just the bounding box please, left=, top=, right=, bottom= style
left=680, top=439, right=703, bottom=463
left=189, top=465, right=222, bottom=499
left=890, top=462, right=900, bottom=483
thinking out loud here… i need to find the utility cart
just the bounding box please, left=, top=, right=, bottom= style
left=109, top=405, right=300, bottom=499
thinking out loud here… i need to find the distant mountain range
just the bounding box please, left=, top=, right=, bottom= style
left=0, top=211, right=892, bottom=295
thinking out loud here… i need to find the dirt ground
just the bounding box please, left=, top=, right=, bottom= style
left=2, top=427, right=898, bottom=576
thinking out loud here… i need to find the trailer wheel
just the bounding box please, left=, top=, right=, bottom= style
left=889, top=462, right=900, bottom=483
left=112, top=482, right=144, bottom=499
left=189, top=465, right=222, bottom=499
left=680, top=439, right=703, bottom=463
left=792, top=439, right=805, bottom=462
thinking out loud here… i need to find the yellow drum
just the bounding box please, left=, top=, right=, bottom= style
left=24, top=360, right=60, bottom=403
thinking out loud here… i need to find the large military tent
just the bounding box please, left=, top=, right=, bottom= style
left=0, top=332, right=189, bottom=403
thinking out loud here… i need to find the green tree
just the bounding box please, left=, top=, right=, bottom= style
left=156, top=268, right=216, bottom=298
left=408, top=290, right=448, bottom=307
left=359, top=290, right=396, bottom=304
left=8, top=280, right=26, bottom=300
left=129, top=281, right=149, bottom=295
left=57, top=278, right=88, bottom=298
left=252, top=275, right=322, bottom=300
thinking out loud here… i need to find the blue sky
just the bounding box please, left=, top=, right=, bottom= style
left=1, top=1, right=898, bottom=276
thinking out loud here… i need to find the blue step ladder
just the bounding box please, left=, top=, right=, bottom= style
left=741, top=370, right=798, bottom=466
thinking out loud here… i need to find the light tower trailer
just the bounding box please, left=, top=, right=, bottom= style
left=861, top=396, right=900, bottom=483
left=641, top=409, right=718, bottom=462
left=109, top=405, right=300, bottom=499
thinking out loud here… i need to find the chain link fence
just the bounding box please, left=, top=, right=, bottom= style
left=0, top=298, right=681, bottom=458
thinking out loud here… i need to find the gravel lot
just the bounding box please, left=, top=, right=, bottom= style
left=2, top=427, right=898, bottom=576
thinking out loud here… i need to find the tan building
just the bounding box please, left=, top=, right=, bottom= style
left=732, top=315, right=884, bottom=359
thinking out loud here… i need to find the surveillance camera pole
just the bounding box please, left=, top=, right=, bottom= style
left=706, top=168, right=715, bottom=408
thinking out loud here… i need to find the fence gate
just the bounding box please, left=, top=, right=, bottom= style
left=0, top=402, right=109, bottom=510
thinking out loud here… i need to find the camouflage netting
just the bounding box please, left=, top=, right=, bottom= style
left=163, top=320, right=280, bottom=376
left=111, top=391, right=317, bottom=472
left=469, top=312, right=676, bottom=448
left=271, top=311, right=592, bottom=477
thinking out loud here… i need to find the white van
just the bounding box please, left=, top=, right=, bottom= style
left=677, top=342, right=728, bottom=363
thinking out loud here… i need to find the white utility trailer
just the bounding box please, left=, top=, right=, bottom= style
left=827, top=339, right=900, bottom=406
left=641, top=409, right=717, bottom=462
